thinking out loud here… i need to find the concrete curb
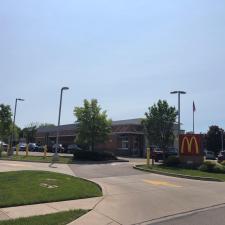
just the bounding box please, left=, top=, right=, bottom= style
left=73, top=159, right=129, bottom=164
left=0, top=158, right=129, bottom=165
left=133, top=165, right=224, bottom=182
left=0, top=157, right=70, bottom=164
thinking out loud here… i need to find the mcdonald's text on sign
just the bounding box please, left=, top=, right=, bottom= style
left=179, top=134, right=202, bottom=156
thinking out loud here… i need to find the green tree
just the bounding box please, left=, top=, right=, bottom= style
left=12, top=124, right=21, bottom=143
left=142, top=100, right=177, bottom=160
left=38, top=123, right=55, bottom=128
left=206, top=125, right=224, bottom=154
left=20, top=123, right=55, bottom=143
left=0, top=104, right=12, bottom=142
left=21, top=125, right=37, bottom=143
left=74, top=99, right=112, bottom=151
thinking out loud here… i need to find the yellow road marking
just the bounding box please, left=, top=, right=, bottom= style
left=143, top=179, right=182, bottom=188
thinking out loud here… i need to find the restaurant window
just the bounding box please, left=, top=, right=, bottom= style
left=119, top=135, right=129, bottom=149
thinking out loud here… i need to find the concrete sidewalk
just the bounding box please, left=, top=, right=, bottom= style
left=0, top=197, right=103, bottom=221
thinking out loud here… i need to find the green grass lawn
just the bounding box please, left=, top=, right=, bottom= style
left=0, top=153, right=73, bottom=164
left=0, top=171, right=102, bottom=208
left=0, top=210, right=88, bottom=225
left=137, top=164, right=225, bottom=181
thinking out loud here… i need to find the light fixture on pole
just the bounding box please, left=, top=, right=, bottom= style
left=53, top=87, right=69, bottom=161
left=170, top=91, right=186, bottom=153
left=9, top=98, right=25, bottom=156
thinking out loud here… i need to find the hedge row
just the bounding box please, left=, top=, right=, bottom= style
left=163, top=156, right=225, bottom=173
left=73, top=150, right=117, bottom=161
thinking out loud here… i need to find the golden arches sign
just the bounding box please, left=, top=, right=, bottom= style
left=180, top=136, right=199, bottom=155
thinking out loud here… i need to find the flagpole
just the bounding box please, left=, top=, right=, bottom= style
left=193, top=101, right=195, bottom=134
left=193, top=108, right=195, bottom=133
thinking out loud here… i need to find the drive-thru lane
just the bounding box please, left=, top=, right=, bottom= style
left=69, top=162, right=225, bottom=225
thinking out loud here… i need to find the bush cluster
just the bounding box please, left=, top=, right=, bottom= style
left=198, top=161, right=225, bottom=173
left=219, top=161, right=225, bottom=166
left=163, top=156, right=180, bottom=167
left=73, top=150, right=117, bottom=161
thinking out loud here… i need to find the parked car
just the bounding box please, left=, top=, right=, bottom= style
left=52, top=144, right=65, bottom=153
left=66, top=144, right=82, bottom=153
left=37, top=145, right=45, bottom=152
left=2, top=143, right=8, bottom=151
left=0, top=141, right=8, bottom=151
left=19, top=143, right=27, bottom=151
left=150, top=147, right=178, bottom=162
left=204, top=150, right=216, bottom=160
left=218, top=151, right=225, bottom=163
left=152, top=148, right=163, bottom=162
left=166, top=147, right=178, bottom=157
left=28, top=143, right=38, bottom=152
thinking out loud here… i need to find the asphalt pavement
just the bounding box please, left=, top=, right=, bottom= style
left=149, top=205, right=225, bottom=225
left=69, top=162, right=145, bottom=179
left=69, top=161, right=225, bottom=225
left=1, top=159, right=225, bottom=225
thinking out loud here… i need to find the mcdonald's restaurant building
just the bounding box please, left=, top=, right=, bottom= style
left=35, top=118, right=181, bottom=157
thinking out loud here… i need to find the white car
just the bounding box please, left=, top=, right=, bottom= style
left=19, top=143, right=27, bottom=151
left=52, top=144, right=65, bottom=153
left=205, top=150, right=216, bottom=160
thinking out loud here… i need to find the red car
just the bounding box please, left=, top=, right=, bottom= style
left=218, top=151, right=225, bottom=163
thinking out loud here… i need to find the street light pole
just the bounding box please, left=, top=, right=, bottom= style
left=221, top=129, right=224, bottom=152
left=170, top=91, right=186, bottom=153
left=53, top=87, right=69, bottom=161
left=9, top=98, right=24, bottom=156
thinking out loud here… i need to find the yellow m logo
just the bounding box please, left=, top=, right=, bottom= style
left=181, top=136, right=199, bottom=154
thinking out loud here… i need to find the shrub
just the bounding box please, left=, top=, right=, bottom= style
left=220, top=161, right=225, bottom=166
left=73, top=150, right=117, bottom=161
left=164, top=156, right=180, bottom=167
left=198, top=161, right=225, bottom=173
left=198, top=161, right=215, bottom=172
left=213, top=164, right=225, bottom=173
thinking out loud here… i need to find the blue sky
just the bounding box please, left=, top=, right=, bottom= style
left=0, top=0, right=225, bottom=132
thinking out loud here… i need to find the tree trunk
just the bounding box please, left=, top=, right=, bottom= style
left=162, top=148, right=166, bottom=162
left=91, top=142, right=95, bottom=151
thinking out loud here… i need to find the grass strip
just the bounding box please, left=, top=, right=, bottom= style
left=0, top=154, right=73, bottom=164
left=0, top=209, right=88, bottom=225
left=136, top=164, right=225, bottom=181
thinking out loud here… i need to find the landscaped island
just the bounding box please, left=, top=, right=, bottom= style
left=135, top=158, right=225, bottom=182
left=0, top=170, right=102, bottom=207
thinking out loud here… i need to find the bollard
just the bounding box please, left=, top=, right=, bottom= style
left=44, top=145, right=47, bottom=158
left=26, top=145, right=28, bottom=157
left=16, top=144, right=19, bottom=156
left=146, top=147, right=150, bottom=167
